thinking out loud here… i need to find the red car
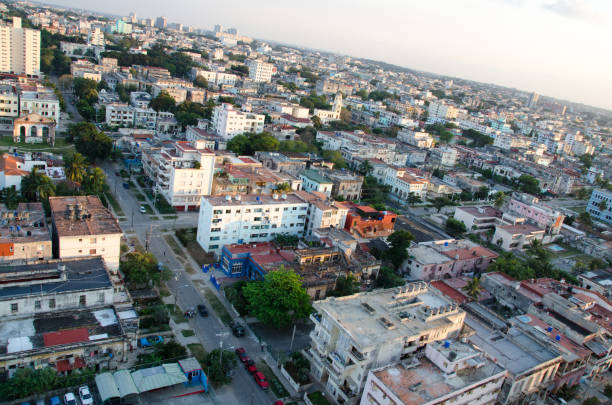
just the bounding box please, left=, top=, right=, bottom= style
left=274, top=401, right=285, bottom=405
left=253, top=371, right=269, bottom=389
left=235, top=347, right=247, bottom=362
left=245, top=359, right=257, bottom=374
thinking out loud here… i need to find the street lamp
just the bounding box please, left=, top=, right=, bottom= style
left=215, top=332, right=229, bottom=367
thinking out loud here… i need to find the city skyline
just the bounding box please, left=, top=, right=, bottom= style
left=39, top=0, right=612, bottom=111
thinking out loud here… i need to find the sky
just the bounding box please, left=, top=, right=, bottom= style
left=44, top=0, right=612, bottom=110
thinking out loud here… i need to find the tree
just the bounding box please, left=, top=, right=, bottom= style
left=489, top=253, right=535, bottom=280
left=311, top=116, right=322, bottom=130
left=275, top=182, right=291, bottom=192
left=242, top=268, right=312, bottom=328
left=474, top=186, right=489, bottom=200
left=438, top=131, right=453, bottom=143
left=518, top=175, right=540, bottom=195
left=120, top=252, right=167, bottom=287
left=150, top=91, right=176, bottom=112
left=582, top=397, right=600, bottom=405
left=432, top=196, right=453, bottom=213
left=83, top=167, right=107, bottom=193
left=227, top=132, right=279, bottom=155
left=576, top=188, right=590, bottom=200
left=329, top=274, right=360, bottom=297
left=579, top=154, right=593, bottom=169
left=21, top=168, right=56, bottom=202
left=599, top=199, right=608, bottom=212
left=64, top=152, right=88, bottom=183
left=69, top=123, right=113, bottom=161
left=359, top=160, right=373, bottom=176
left=193, top=75, right=208, bottom=89
left=204, top=349, right=237, bottom=386
left=493, top=191, right=506, bottom=208
left=375, top=266, right=405, bottom=288
left=604, top=384, right=612, bottom=398
left=445, top=218, right=467, bottom=237
left=321, top=149, right=348, bottom=169
left=385, top=230, right=414, bottom=270
left=463, top=277, right=482, bottom=301
left=0, top=187, right=21, bottom=209
left=578, top=212, right=593, bottom=227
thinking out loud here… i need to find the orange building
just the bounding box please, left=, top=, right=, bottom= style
left=342, top=202, right=397, bottom=238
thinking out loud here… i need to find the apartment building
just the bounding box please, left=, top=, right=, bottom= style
left=402, top=239, right=498, bottom=281
left=295, top=190, right=349, bottom=236
left=361, top=340, right=506, bottom=405
left=18, top=86, right=60, bottom=123
left=428, top=101, right=458, bottom=120
left=0, top=84, right=19, bottom=125
left=454, top=206, right=504, bottom=232
left=0, top=17, right=40, bottom=75
left=0, top=202, right=52, bottom=264
left=397, top=129, right=434, bottom=149
left=381, top=166, right=428, bottom=200
left=255, top=151, right=307, bottom=176
left=211, top=103, right=265, bottom=139
left=247, top=59, right=275, bottom=83
left=300, top=169, right=333, bottom=197
left=49, top=196, right=122, bottom=271
left=507, top=193, right=565, bottom=235
left=143, top=141, right=215, bottom=211
left=196, top=193, right=309, bottom=255
left=587, top=188, right=612, bottom=224
left=316, top=130, right=406, bottom=166
left=105, top=103, right=134, bottom=127
left=87, top=27, right=105, bottom=46
left=325, top=170, right=363, bottom=201
left=429, top=146, right=458, bottom=167
left=190, top=68, right=237, bottom=87
left=343, top=202, right=397, bottom=239
left=129, top=91, right=152, bottom=108
left=306, top=283, right=466, bottom=404
left=492, top=223, right=545, bottom=251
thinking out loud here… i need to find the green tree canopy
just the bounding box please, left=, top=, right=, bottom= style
left=445, top=218, right=467, bottom=237
left=385, top=230, right=414, bottom=270
left=21, top=168, right=56, bottom=202
left=518, top=175, right=540, bottom=195
left=64, top=152, right=88, bottom=183
left=69, top=123, right=113, bottom=161
left=463, top=277, right=482, bottom=301
left=242, top=268, right=312, bottom=328
left=193, top=75, right=208, bottom=89
left=375, top=266, right=405, bottom=288
left=150, top=91, right=177, bottom=112
left=329, top=274, right=360, bottom=297
left=227, top=132, right=280, bottom=155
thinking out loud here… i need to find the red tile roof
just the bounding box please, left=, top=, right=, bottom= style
left=43, top=328, right=89, bottom=347
left=430, top=280, right=468, bottom=304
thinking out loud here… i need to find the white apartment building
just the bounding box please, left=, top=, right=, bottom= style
left=144, top=141, right=215, bottom=211
left=300, top=169, right=333, bottom=197
left=18, top=87, right=60, bottom=123
left=133, top=107, right=157, bottom=130
left=0, top=84, right=19, bottom=125
left=129, top=91, right=152, bottom=108
left=151, top=85, right=187, bottom=103
left=430, top=146, right=458, bottom=167
left=306, top=283, right=466, bottom=404
left=196, top=193, right=309, bottom=255
left=428, top=101, right=458, bottom=120
left=211, top=103, right=265, bottom=139
left=247, top=59, right=274, bottom=83
left=190, top=68, right=237, bottom=87
left=87, top=27, right=105, bottom=46
left=397, top=129, right=434, bottom=149
left=49, top=196, right=122, bottom=271
left=360, top=341, right=506, bottom=405
left=105, top=103, right=134, bottom=127
left=381, top=166, right=429, bottom=200
left=0, top=17, right=40, bottom=76
left=492, top=223, right=545, bottom=251
left=298, top=191, right=349, bottom=236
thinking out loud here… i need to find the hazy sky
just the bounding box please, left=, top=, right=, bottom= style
left=45, top=0, right=612, bottom=110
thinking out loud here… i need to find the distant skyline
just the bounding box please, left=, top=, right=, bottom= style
left=38, top=0, right=612, bottom=111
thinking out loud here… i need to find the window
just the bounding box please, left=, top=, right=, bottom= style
left=225, top=209, right=231, bottom=214
left=49, top=298, right=56, bottom=309
left=79, top=295, right=86, bottom=306
left=35, top=300, right=41, bottom=310
left=210, top=236, right=220, bottom=241
left=11, top=303, right=18, bottom=313
left=213, top=210, right=223, bottom=214
left=209, top=244, right=219, bottom=249
left=231, top=263, right=243, bottom=274
left=98, top=293, right=105, bottom=303
left=90, top=249, right=96, bottom=254
left=90, top=238, right=97, bottom=243
left=211, top=228, right=221, bottom=232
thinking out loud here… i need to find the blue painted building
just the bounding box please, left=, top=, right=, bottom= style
left=178, top=357, right=207, bottom=391
left=219, top=242, right=293, bottom=280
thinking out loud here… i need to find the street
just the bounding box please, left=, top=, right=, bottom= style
left=102, top=163, right=276, bottom=404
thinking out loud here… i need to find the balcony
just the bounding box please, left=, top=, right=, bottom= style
left=347, top=347, right=366, bottom=364
left=310, top=312, right=322, bottom=324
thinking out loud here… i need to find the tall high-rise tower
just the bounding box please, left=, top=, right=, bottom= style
left=528, top=92, right=539, bottom=108
left=333, top=92, right=343, bottom=115
left=0, top=17, right=40, bottom=75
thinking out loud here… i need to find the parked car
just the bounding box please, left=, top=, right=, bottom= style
left=197, top=304, right=208, bottom=317
left=63, top=393, right=77, bottom=405
left=253, top=371, right=269, bottom=389
left=122, top=182, right=130, bottom=189
left=184, top=308, right=196, bottom=318
left=139, top=205, right=147, bottom=213
left=230, top=321, right=245, bottom=337
left=78, top=386, right=93, bottom=405
left=274, top=401, right=285, bottom=405
left=245, top=358, right=257, bottom=374
left=235, top=347, right=247, bottom=363
left=49, top=397, right=61, bottom=405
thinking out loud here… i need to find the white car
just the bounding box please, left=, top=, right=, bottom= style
left=63, top=392, right=77, bottom=405
left=139, top=205, right=147, bottom=213
left=78, top=386, right=93, bottom=405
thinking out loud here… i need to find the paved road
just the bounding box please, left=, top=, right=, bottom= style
left=102, top=163, right=275, bottom=405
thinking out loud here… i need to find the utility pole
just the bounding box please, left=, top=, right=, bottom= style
left=131, top=207, right=134, bottom=230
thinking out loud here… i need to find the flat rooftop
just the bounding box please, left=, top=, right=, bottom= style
left=204, top=193, right=307, bottom=206
left=314, top=284, right=463, bottom=351
left=374, top=349, right=504, bottom=405
left=0, top=202, right=50, bottom=243
left=0, top=306, right=123, bottom=357
left=300, top=169, right=332, bottom=184
left=456, top=205, right=502, bottom=218
left=411, top=245, right=452, bottom=265
left=466, top=317, right=560, bottom=376
left=0, top=257, right=111, bottom=300
left=50, top=196, right=122, bottom=237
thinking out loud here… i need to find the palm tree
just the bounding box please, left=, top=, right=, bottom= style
left=494, top=192, right=506, bottom=208
left=65, top=152, right=88, bottom=183
left=0, top=187, right=20, bottom=209
left=21, top=168, right=56, bottom=202
left=84, top=167, right=106, bottom=193
left=463, top=277, right=482, bottom=301
left=525, top=239, right=550, bottom=262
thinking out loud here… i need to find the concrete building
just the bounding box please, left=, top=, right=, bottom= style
left=18, top=86, right=60, bottom=123
left=453, top=206, right=503, bottom=232
left=492, top=223, right=545, bottom=251
left=507, top=193, right=565, bottom=235
left=142, top=141, right=215, bottom=211
left=300, top=169, right=333, bottom=197
left=105, top=103, right=134, bottom=127
left=428, top=101, right=458, bottom=120
left=429, top=146, right=458, bottom=167
left=578, top=268, right=612, bottom=298
left=295, top=190, right=349, bottom=236
left=397, top=129, right=434, bottom=149
left=154, top=16, right=167, bottom=29
left=211, top=104, right=265, bottom=139
left=314, top=93, right=342, bottom=125
left=254, top=151, right=307, bottom=177
left=305, top=283, right=466, bottom=403
left=528, top=92, right=539, bottom=108
left=247, top=59, right=274, bottom=83
left=0, top=202, right=52, bottom=264
left=325, top=170, right=363, bottom=201
left=587, top=188, right=612, bottom=224
left=360, top=340, right=506, bottom=405
left=402, top=239, right=498, bottom=281
left=49, top=196, right=122, bottom=271
left=0, top=153, right=28, bottom=190
left=87, top=27, right=104, bottom=46
left=342, top=202, right=397, bottom=239
left=0, top=17, right=40, bottom=76
left=0, top=84, right=19, bottom=127
left=196, top=193, right=309, bottom=255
